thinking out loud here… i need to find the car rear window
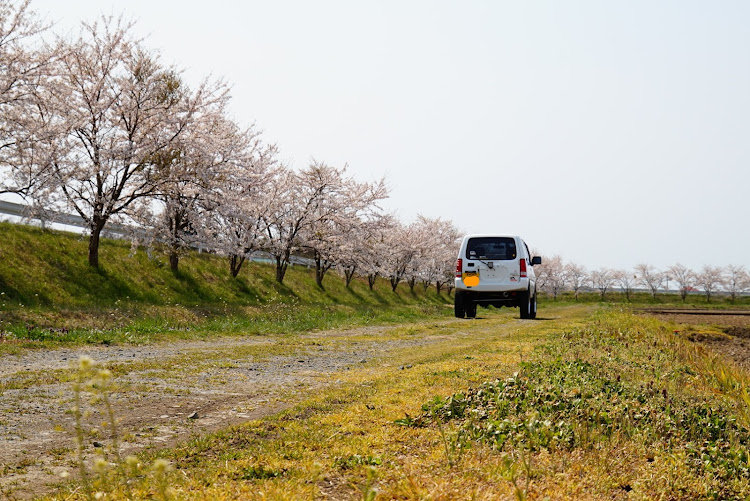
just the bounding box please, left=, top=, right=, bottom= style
left=466, top=237, right=517, bottom=260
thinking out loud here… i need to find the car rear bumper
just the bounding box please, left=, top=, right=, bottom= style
left=454, top=278, right=529, bottom=293
left=456, top=289, right=525, bottom=305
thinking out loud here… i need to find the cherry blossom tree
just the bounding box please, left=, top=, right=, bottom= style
left=612, top=269, right=635, bottom=301
left=334, top=215, right=382, bottom=288
left=206, top=141, right=280, bottom=278
left=724, top=265, right=749, bottom=303
left=564, top=262, right=588, bottom=300
left=696, top=265, right=723, bottom=303
left=635, top=263, right=663, bottom=298
left=667, top=263, right=695, bottom=302
left=0, top=0, right=54, bottom=198
left=135, top=81, right=240, bottom=272
left=381, top=221, right=419, bottom=292
left=40, top=16, right=198, bottom=267
left=397, top=215, right=458, bottom=293
left=419, top=217, right=460, bottom=294
left=356, top=214, right=396, bottom=290
left=263, top=161, right=352, bottom=284
left=435, top=248, right=459, bottom=295
left=590, top=268, right=615, bottom=300
left=0, top=1, right=46, bottom=107
left=536, top=255, right=566, bottom=300
left=303, top=172, right=387, bottom=288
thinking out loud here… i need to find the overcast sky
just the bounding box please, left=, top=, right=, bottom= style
left=30, top=0, right=750, bottom=271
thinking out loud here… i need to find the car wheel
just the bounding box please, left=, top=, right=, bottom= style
left=530, top=292, right=537, bottom=319
left=454, top=291, right=466, bottom=318
left=519, top=290, right=531, bottom=319
left=466, top=300, right=477, bottom=318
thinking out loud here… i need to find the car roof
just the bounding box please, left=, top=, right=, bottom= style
left=462, top=234, right=520, bottom=240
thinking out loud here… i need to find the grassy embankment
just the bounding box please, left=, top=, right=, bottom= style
left=5, top=222, right=750, bottom=499
left=0, top=222, right=451, bottom=352
left=37, top=303, right=750, bottom=500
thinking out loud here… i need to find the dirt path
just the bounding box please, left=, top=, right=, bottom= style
left=0, top=320, right=463, bottom=499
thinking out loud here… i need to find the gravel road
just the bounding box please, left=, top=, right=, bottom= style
left=0, top=321, right=458, bottom=499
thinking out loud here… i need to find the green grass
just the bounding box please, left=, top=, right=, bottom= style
left=541, top=290, right=750, bottom=308
left=37, top=305, right=750, bottom=500
left=0, top=222, right=451, bottom=349
left=407, top=308, right=750, bottom=499
left=6, top=222, right=750, bottom=499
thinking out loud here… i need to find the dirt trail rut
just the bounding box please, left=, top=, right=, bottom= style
left=0, top=321, right=460, bottom=499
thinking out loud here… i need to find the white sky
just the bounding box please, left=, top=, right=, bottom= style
left=30, top=0, right=750, bottom=271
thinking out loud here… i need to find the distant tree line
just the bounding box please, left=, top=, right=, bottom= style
left=534, top=257, right=750, bottom=303
left=0, top=2, right=462, bottom=291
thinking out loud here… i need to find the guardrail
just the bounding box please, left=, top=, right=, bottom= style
left=0, top=200, right=314, bottom=267
left=0, top=199, right=136, bottom=239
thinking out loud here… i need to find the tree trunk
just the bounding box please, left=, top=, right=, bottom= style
left=88, top=230, right=100, bottom=268
left=408, top=277, right=416, bottom=292
left=169, top=251, right=179, bottom=272
left=87, top=217, right=107, bottom=268
left=314, top=252, right=325, bottom=289
left=168, top=212, right=182, bottom=273
left=344, top=266, right=356, bottom=288
left=367, top=274, right=377, bottom=290
left=390, top=276, right=400, bottom=292
left=229, top=254, right=246, bottom=278
left=275, top=252, right=289, bottom=283
left=436, top=281, right=443, bottom=295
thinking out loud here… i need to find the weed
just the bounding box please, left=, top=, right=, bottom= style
left=333, top=454, right=382, bottom=470
left=236, top=464, right=284, bottom=480
left=61, top=356, right=181, bottom=500
left=360, top=466, right=379, bottom=501
left=151, top=458, right=173, bottom=500
left=408, top=310, right=750, bottom=498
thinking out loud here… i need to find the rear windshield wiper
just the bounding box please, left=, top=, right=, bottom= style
left=476, top=258, right=495, bottom=269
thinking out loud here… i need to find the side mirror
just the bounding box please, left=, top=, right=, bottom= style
left=531, top=256, right=542, bottom=266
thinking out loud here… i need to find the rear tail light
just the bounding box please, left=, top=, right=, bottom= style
left=520, top=259, right=527, bottom=278
left=456, top=258, right=462, bottom=277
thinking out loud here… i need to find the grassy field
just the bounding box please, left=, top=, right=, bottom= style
left=4, top=224, right=750, bottom=499
left=31, top=304, right=750, bottom=500
left=0, top=223, right=451, bottom=353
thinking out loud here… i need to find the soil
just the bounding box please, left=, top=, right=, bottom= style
left=0, top=321, right=458, bottom=499
left=642, top=309, right=750, bottom=371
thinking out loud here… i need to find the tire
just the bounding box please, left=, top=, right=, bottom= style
left=519, top=289, right=531, bottom=319
left=529, top=291, right=537, bottom=319
left=466, top=300, right=477, bottom=319
left=454, top=291, right=466, bottom=318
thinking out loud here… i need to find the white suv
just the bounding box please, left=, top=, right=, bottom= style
left=454, top=235, right=542, bottom=319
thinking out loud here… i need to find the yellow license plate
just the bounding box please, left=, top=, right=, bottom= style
left=463, top=271, right=479, bottom=286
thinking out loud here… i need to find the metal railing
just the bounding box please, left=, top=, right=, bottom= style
left=0, top=200, right=314, bottom=267
left=0, top=199, right=135, bottom=239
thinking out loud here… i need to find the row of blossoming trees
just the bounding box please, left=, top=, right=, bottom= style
left=534, top=256, right=750, bottom=303
left=0, top=2, right=463, bottom=290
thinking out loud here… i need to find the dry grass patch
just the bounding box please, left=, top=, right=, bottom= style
left=42, top=307, right=575, bottom=500
left=57, top=305, right=750, bottom=500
